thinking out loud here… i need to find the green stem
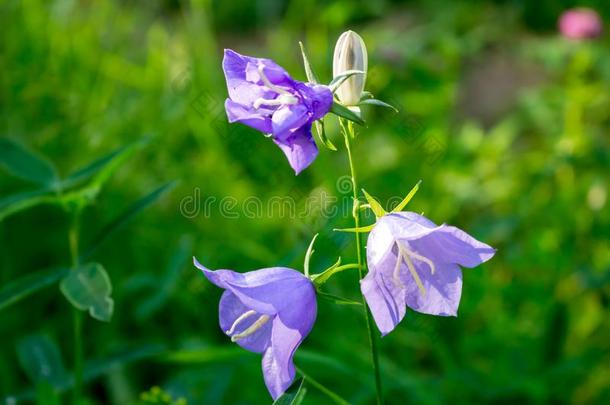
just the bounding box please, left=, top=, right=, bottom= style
left=296, top=367, right=350, bottom=405
left=342, top=121, right=383, bottom=404
left=68, top=209, right=84, bottom=404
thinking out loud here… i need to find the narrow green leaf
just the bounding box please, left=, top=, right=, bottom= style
left=0, top=137, right=58, bottom=186
left=392, top=180, right=422, bottom=212
left=313, top=119, right=337, bottom=151
left=359, top=98, right=399, bottom=112
left=298, top=42, right=318, bottom=84
left=0, top=267, right=69, bottom=311
left=17, top=335, right=69, bottom=387
left=60, top=263, right=114, bottom=322
left=80, top=181, right=176, bottom=261
left=317, top=291, right=362, bottom=306
left=273, top=378, right=306, bottom=405
left=332, top=224, right=375, bottom=233
left=0, top=191, right=60, bottom=222
left=362, top=189, right=387, bottom=217
left=328, top=70, right=365, bottom=92
left=303, top=233, right=318, bottom=277
left=61, top=140, right=146, bottom=189
left=330, top=102, right=365, bottom=126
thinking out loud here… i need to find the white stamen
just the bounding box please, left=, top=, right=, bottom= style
left=392, top=248, right=405, bottom=290
left=230, top=314, right=271, bottom=342
left=401, top=246, right=436, bottom=275
left=252, top=93, right=299, bottom=109
left=258, top=65, right=290, bottom=95
left=397, top=243, right=426, bottom=297
left=226, top=310, right=257, bottom=335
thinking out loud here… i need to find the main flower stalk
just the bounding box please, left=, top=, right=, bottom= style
left=342, top=119, right=383, bottom=404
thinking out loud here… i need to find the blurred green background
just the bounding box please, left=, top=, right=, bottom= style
left=1, top=0, right=609, bottom=403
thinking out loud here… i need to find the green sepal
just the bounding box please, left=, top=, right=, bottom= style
left=272, top=377, right=306, bottom=405
left=316, top=290, right=362, bottom=306
left=328, top=70, right=365, bottom=93
left=330, top=102, right=365, bottom=126
left=310, top=257, right=341, bottom=285
left=392, top=180, right=422, bottom=212
left=298, top=42, right=318, bottom=84
left=313, top=119, right=337, bottom=151
left=303, top=233, right=318, bottom=277
left=362, top=189, right=387, bottom=217
left=359, top=98, right=399, bottom=113
left=333, top=224, right=375, bottom=233
left=359, top=91, right=374, bottom=101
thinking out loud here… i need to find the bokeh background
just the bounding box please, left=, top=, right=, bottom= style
left=1, top=0, right=610, bottom=404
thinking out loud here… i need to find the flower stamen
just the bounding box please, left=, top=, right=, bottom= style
left=258, top=65, right=290, bottom=96
left=253, top=93, right=299, bottom=109
left=401, top=246, right=436, bottom=275
left=225, top=309, right=257, bottom=335
left=230, top=314, right=271, bottom=342
left=397, top=243, right=426, bottom=297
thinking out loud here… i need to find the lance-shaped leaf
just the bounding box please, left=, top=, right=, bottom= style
left=298, top=42, right=319, bottom=84
left=332, top=224, right=375, bottom=233
left=392, top=180, right=422, bottom=212
left=61, top=140, right=146, bottom=189
left=362, top=189, right=387, bottom=217
left=328, top=70, right=365, bottom=93
left=60, top=263, right=113, bottom=322
left=330, top=102, right=365, bottom=126
left=0, top=138, right=58, bottom=186
left=359, top=98, right=399, bottom=112
left=0, top=267, right=69, bottom=311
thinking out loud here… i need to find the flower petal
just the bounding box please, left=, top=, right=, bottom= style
left=401, top=259, right=463, bottom=316
left=361, top=247, right=407, bottom=336
left=295, top=83, right=333, bottom=121
left=273, top=126, right=318, bottom=175
left=261, top=317, right=303, bottom=400
left=194, top=258, right=310, bottom=315
left=225, top=99, right=273, bottom=133
left=408, top=225, right=496, bottom=268
left=219, top=290, right=272, bottom=353
left=271, top=104, right=311, bottom=141
left=223, top=49, right=277, bottom=106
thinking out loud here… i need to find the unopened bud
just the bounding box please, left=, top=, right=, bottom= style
left=333, top=30, right=368, bottom=106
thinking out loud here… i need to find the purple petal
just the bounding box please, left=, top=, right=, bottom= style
left=295, top=83, right=333, bottom=121
left=401, top=260, right=463, bottom=316
left=273, top=126, right=318, bottom=175
left=194, top=258, right=310, bottom=315
left=361, top=247, right=406, bottom=336
left=219, top=290, right=272, bottom=353
left=271, top=104, right=311, bottom=141
left=406, top=225, right=496, bottom=268
left=223, top=50, right=279, bottom=106
left=262, top=317, right=303, bottom=400
left=225, top=99, right=273, bottom=133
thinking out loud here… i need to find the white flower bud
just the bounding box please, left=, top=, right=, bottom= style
left=332, top=30, right=368, bottom=106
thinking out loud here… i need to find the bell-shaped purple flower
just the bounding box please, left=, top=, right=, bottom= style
left=194, top=258, right=317, bottom=399
left=222, top=49, right=333, bottom=174
left=361, top=212, right=496, bottom=336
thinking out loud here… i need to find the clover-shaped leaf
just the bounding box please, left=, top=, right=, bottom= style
left=60, top=263, right=113, bottom=322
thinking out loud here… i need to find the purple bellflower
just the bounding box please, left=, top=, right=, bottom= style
left=361, top=212, right=496, bottom=336
left=194, top=258, right=317, bottom=399
left=222, top=49, right=333, bottom=174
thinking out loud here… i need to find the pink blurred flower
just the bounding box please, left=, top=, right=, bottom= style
left=559, top=8, right=603, bottom=40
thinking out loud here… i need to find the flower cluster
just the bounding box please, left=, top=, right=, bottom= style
left=194, top=32, right=496, bottom=400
